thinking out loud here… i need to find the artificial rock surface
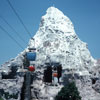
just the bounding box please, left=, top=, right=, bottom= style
left=28, top=7, right=96, bottom=75
left=0, top=6, right=100, bottom=100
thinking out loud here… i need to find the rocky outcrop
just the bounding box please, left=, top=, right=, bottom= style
left=0, top=76, right=24, bottom=100
left=0, top=56, right=25, bottom=100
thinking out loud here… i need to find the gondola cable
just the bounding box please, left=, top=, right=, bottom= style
left=0, top=24, right=24, bottom=50
left=0, top=15, right=27, bottom=44
left=6, top=0, right=32, bottom=38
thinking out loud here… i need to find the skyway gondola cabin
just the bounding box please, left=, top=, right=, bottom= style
left=28, top=65, right=35, bottom=72
left=26, top=47, right=36, bottom=61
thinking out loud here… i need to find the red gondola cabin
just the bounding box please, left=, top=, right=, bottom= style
left=28, top=66, right=35, bottom=72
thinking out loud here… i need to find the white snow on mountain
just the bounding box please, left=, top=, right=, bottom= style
left=0, top=6, right=100, bottom=100
left=28, top=7, right=96, bottom=75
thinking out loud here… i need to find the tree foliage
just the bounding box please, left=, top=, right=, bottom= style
left=55, top=81, right=81, bottom=100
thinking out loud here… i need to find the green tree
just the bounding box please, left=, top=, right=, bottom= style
left=55, top=81, right=81, bottom=100
left=0, top=97, right=3, bottom=100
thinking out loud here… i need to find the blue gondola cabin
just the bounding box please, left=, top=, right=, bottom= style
left=26, top=47, right=36, bottom=61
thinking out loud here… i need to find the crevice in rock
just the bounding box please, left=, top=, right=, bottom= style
left=92, top=79, right=96, bottom=84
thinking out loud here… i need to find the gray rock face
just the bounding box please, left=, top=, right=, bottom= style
left=0, top=76, right=24, bottom=100
left=0, top=56, right=25, bottom=100
left=90, top=60, right=100, bottom=94
left=76, top=77, right=100, bottom=100
left=92, top=80, right=100, bottom=93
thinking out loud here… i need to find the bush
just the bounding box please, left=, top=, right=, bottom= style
left=4, top=92, right=18, bottom=99
left=0, top=97, right=3, bottom=100
left=55, top=81, right=81, bottom=100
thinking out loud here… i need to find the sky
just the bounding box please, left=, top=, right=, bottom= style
left=0, top=0, right=100, bottom=65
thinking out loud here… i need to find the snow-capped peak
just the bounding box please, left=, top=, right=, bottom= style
left=45, top=6, right=64, bottom=18
left=40, top=6, right=75, bottom=35
left=28, top=7, right=96, bottom=75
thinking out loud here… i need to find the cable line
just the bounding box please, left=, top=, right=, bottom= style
left=0, top=24, right=24, bottom=50
left=0, top=15, right=27, bottom=44
left=6, top=0, right=32, bottom=38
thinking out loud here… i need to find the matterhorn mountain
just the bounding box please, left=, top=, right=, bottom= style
left=28, top=7, right=96, bottom=75
left=1, top=6, right=100, bottom=100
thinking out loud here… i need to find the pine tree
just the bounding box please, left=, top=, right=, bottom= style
left=55, top=81, right=81, bottom=100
